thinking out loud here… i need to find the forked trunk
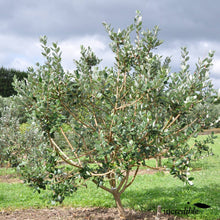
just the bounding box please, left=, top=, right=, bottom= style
left=112, top=192, right=127, bottom=219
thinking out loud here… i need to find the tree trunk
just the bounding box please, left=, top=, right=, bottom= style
left=156, top=156, right=162, bottom=168
left=112, top=192, right=126, bottom=219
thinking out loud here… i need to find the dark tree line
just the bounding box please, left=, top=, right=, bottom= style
left=0, top=67, right=28, bottom=97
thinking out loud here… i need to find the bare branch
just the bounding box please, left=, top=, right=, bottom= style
left=119, top=72, right=127, bottom=94
left=50, top=138, right=82, bottom=169
left=115, top=94, right=144, bottom=110
left=119, top=169, right=131, bottom=195
left=92, top=179, right=113, bottom=194
left=165, top=113, right=181, bottom=130
left=91, top=170, right=114, bottom=177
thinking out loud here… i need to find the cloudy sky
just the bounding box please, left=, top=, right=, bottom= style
left=1, top=0, right=220, bottom=89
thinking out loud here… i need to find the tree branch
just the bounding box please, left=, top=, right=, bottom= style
left=115, top=94, right=144, bottom=110
left=60, top=101, right=96, bottom=131
left=60, top=127, right=82, bottom=166
left=50, top=138, right=82, bottom=169
left=92, top=179, right=113, bottom=193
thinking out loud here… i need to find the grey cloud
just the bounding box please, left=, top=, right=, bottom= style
left=142, top=0, right=220, bottom=42
left=0, top=0, right=219, bottom=88
left=1, top=0, right=143, bottom=39
left=1, top=0, right=220, bottom=42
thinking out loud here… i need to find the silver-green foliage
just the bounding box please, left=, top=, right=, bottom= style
left=13, top=11, right=217, bottom=218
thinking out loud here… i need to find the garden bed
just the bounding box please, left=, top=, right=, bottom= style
left=0, top=207, right=186, bottom=220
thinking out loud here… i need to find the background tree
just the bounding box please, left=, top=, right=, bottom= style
left=0, top=95, right=47, bottom=167
left=0, top=67, right=28, bottom=97
left=13, top=11, right=217, bottom=219
left=212, top=91, right=220, bottom=128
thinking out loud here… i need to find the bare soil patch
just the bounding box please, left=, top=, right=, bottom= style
left=200, top=128, right=220, bottom=135
left=0, top=207, right=187, bottom=220
left=0, top=174, right=22, bottom=184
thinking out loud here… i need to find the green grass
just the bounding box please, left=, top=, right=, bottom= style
left=0, top=134, right=219, bottom=219
left=0, top=183, right=48, bottom=210
left=0, top=167, right=16, bottom=176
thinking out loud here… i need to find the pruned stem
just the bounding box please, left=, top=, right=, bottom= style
left=112, top=191, right=127, bottom=219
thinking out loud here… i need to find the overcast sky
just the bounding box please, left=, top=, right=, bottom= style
left=1, top=0, right=220, bottom=89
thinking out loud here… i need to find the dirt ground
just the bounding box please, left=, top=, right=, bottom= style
left=199, top=128, right=220, bottom=135
left=0, top=207, right=187, bottom=220
left=0, top=174, right=23, bottom=184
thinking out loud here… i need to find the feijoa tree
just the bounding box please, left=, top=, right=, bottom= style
left=14, top=11, right=216, bottom=219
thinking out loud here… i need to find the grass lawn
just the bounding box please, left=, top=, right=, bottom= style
left=0, top=134, right=219, bottom=219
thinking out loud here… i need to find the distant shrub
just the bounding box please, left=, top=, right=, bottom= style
left=0, top=96, right=46, bottom=166
left=0, top=95, right=27, bottom=123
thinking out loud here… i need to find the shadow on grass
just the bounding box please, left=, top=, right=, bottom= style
left=122, top=183, right=220, bottom=219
